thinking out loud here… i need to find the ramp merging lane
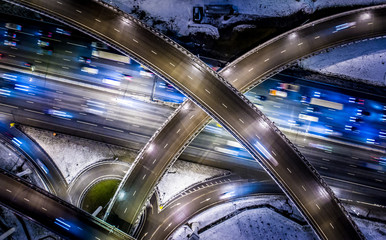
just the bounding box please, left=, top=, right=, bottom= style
left=6, top=0, right=386, bottom=239
left=0, top=169, right=133, bottom=240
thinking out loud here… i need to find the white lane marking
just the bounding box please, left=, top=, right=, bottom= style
left=320, top=167, right=328, bottom=170
left=315, top=204, right=320, bottom=210
left=95, top=237, right=101, bottom=240
left=24, top=198, right=30, bottom=202
left=164, top=143, right=168, bottom=148
left=239, top=119, right=244, bottom=124
left=205, top=89, right=211, bottom=94
left=301, top=186, right=306, bottom=191
left=170, top=203, right=180, bottom=209
left=151, top=50, right=157, bottom=55
left=152, top=159, right=157, bottom=164
left=103, top=126, right=123, bottom=132
left=298, top=42, right=303, bottom=46
left=375, top=179, right=383, bottom=182
left=66, top=42, right=87, bottom=48
left=349, top=164, right=357, bottom=168
left=330, top=223, right=334, bottom=229
left=34, top=60, right=42, bottom=63
left=142, top=174, right=146, bottom=180
left=24, top=109, right=44, bottom=115
left=264, top=58, right=270, bottom=62
left=248, top=68, right=254, bottom=72
left=57, top=1, right=62, bottom=4
left=133, top=191, right=136, bottom=196
left=368, top=22, right=373, bottom=25
left=76, top=9, right=82, bottom=13
left=287, top=168, right=292, bottom=174
left=124, top=208, right=128, bottom=214
left=26, top=101, right=34, bottom=104
left=280, top=49, right=286, bottom=53
left=77, top=120, right=97, bottom=126
left=65, top=50, right=72, bottom=54
left=347, top=172, right=355, bottom=176
left=9, top=54, right=15, bottom=57
left=0, top=103, right=18, bottom=108
left=95, top=18, right=101, bottom=23
left=114, top=28, right=120, bottom=32
left=315, top=36, right=320, bottom=39
left=41, top=207, right=47, bottom=211
left=351, top=156, right=359, bottom=159
left=189, top=115, right=195, bottom=119
left=271, top=150, right=276, bottom=156
left=164, top=223, right=172, bottom=231
left=255, top=134, right=261, bottom=139
left=188, top=75, right=192, bottom=79
left=133, top=39, right=138, bottom=43
left=62, top=66, right=69, bottom=69
left=6, top=189, right=11, bottom=193
left=222, top=103, right=228, bottom=108
left=169, top=62, right=175, bottom=67
left=176, top=129, right=181, bottom=133
left=63, top=58, right=70, bottom=62
left=200, top=198, right=211, bottom=204
left=232, top=78, right=238, bottom=83
left=322, top=158, right=330, bottom=162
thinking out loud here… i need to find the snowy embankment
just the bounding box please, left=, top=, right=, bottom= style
left=20, top=126, right=136, bottom=184
left=108, top=0, right=385, bottom=38
left=170, top=196, right=386, bottom=240
left=156, top=160, right=227, bottom=204
left=298, top=37, right=386, bottom=86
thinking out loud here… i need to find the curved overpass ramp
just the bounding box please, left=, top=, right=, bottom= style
left=0, top=169, right=133, bottom=240
left=6, top=0, right=385, bottom=239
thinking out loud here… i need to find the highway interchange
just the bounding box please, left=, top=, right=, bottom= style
left=0, top=0, right=385, bottom=239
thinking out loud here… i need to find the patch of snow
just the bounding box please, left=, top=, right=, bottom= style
left=181, top=23, right=219, bottom=39
left=156, top=160, right=227, bottom=204
left=20, top=126, right=137, bottom=184
left=232, top=24, right=256, bottom=33
left=298, top=37, right=386, bottom=86
left=107, top=0, right=384, bottom=38
left=170, top=195, right=386, bottom=240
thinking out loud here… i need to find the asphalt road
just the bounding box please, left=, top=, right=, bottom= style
left=68, top=160, right=130, bottom=207
left=5, top=1, right=386, bottom=239
left=0, top=121, right=69, bottom=200
left=0, top=168, right=133, bottom=240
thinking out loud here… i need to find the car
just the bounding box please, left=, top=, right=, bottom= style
left=349, top=97, right=364, bottom=105
left=122, top=74, right=132, bottom=81
left=78, top=56, right=91, bottom=64
left=256, top=95, right=267, bottom=101
left=37, top=39, right=50, bottom=47
left=36, top=30, right=52, bottom=38
left=81, top=66, right=98, bottom=75
left=4, top=40, right=16, bottom=47
left=193, top=6, right=203, bottom=23
left=23, top=62, right=35, bottom=71
left=5, top=23, right=22, bottom=31
left=4, top=30, right=16, bottom=38
left=349, top=116, right=363, bottom=123
left=280, top=83, right=299, bottom=92
left=356, top=108, right=370, bottom=116
left=56, top=27, right=71, bottom=36
left=269, top=89, right=287, bottom=98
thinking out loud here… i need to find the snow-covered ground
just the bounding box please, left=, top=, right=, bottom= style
left=170, top=195, right=386, bottom=240
left=299, top=37, right=386, bottom=86
left=19, top=126, right=137, bottom=184
left=107, top=0, right=385, bottom=38
left=156, top=160, right=227, bottom=204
